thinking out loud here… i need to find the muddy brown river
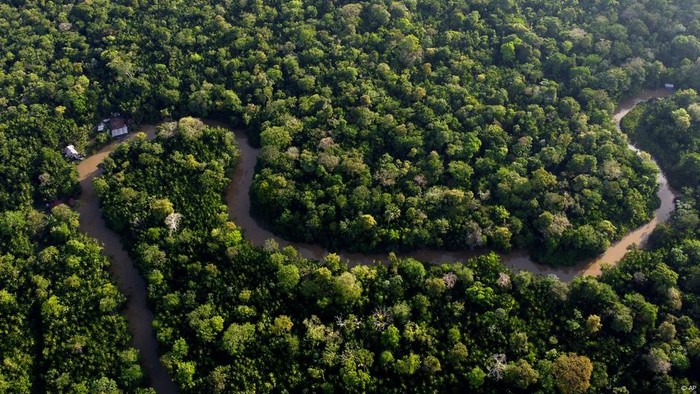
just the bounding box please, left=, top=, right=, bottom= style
left=224, top=88, right=676, bottom=281
left=77, top=89, right=673, bottom=392
left=77, top=127, right=178, bottom=394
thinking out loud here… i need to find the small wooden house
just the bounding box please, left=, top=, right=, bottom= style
left=110, top=116, right=129, bottom=138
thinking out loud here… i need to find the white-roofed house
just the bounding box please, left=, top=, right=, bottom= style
left=63, top=145, right=83, bottom=160
left=110, top=116, right=129, bottom=138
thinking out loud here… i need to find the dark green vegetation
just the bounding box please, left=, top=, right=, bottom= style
left=621, top=89, right=700, bottom=317
left=239, top=0, right=678, bottom=264
left=97, top=117, right=700, bottom=392
left=0, top=107, right=82, bottom=210
left=2, top=0, right=700, bottom=264
left=95, top=118, right=239, bottom=238
left=621, top=89, right=700, bottom=191
left=1, top=0, right=700, bottom=392
left=0, top=206, right=147, bottom=392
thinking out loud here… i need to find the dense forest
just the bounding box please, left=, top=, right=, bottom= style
left=4, top=0, right=700, bottom=263
left=0, top=206, right=147, bottom=392
left=621, top=88, right=700, bottom=192
left=0, top=0, right=699, bottom=392
left=96, top=117, right=700, bottom=392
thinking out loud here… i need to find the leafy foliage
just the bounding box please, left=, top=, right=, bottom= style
left=5, top=0, right=700, bottom=264
left=2, top=0, right=700, bottom=391
left=621, top=89, right=700, bottom=191
left=0, top=207, right=147, bottom=392
left=97, top=119, right=699, bottom=392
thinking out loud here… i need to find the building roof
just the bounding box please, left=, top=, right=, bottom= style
left=111, top=117, right=126, bottom=129
left=111, top=126, right=128, bottom=138
left=64, top=145, right=79, bottom=156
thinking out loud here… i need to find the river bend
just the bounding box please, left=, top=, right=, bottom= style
left=76, top=89, right=674, bottom=392
left=77, top=127, right=177, bottom=393
left=224, top=88, right=676, bottom=281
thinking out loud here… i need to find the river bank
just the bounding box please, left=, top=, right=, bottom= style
left=223, top=88, right=676, bottom=281
left=76, top=127, right=177, bottom=393
left=74, top=88, right=674, bottom=392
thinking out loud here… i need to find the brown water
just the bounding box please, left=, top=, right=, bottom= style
left=76, top=127, right=178, bottom=394
left=73, top=89, right=674, bottom=393
left=573, top=88, right=676, bottom=277
left=224, top=89, right=676, bottom=281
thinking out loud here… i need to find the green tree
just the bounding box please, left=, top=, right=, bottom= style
left=277, top=264, right=300, bottom=291
left=221, top=323, right=255, bottom=357
left=552, top=353, right=593, bottom=394
left=504, top=359, right=539, bottom=389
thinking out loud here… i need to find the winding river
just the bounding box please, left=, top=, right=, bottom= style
left=77, top=127, right=177, bottom=394
left=225, top=88, right=676, bottom=281
left=77, top=89, right=673, bottom=392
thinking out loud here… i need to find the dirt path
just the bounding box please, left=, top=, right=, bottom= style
left=76, top=127, right=178, bottom=394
